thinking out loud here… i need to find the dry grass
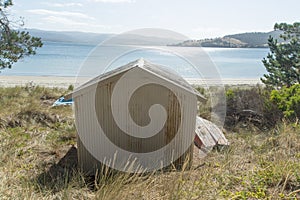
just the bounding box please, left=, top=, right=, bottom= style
left=0, top=86, right=299, bottom=199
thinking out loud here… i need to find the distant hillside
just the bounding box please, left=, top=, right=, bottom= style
left=24, top=29, right=184, bottom=46
left=225, top=31, right=282, bottom=46
left=171, top=31, right=283, bottom=48
left=25, top=29, right=112, bottom=44
left=23, top=29, right=284, bottom=48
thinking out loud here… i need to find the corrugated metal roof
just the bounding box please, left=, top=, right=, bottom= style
left=69, top=58, right=205, bottom=101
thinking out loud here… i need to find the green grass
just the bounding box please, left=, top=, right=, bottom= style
left=0, top=86, right=299, bottom=199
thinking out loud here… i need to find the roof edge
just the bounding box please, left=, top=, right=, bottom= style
left=66, top=59, right=206, bottom=102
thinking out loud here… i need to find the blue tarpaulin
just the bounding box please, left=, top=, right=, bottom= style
left=52, top=97, right=73, bottom=106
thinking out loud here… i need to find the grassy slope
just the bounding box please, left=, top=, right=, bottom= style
left=0, top=87, right=299, bottom=199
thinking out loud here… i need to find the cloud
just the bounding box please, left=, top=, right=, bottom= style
left=89, top=0, right=135, bottom=3
left=42, top=2, right=83, bottom=7
left=27, top=9, right=94, bottom=20
left=44, top=16, right=85, bottom=26
left=43, top=16, right=115, bottom=30
left=191, top=27, right=228, bottom=39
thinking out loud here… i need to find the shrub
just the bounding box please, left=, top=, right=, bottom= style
left=68, top=84, right=74, bottom=91
left=270, top=84, right=300, bottom=119
left=224, top=86, right=282, bottom=130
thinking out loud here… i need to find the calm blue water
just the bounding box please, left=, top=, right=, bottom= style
left=1, top=41, right=269, bottom=79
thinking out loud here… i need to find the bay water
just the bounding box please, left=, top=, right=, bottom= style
left=1, top=41, right=269, bottom=79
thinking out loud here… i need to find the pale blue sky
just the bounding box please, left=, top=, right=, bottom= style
left=10, top=0, right=300, bottom=39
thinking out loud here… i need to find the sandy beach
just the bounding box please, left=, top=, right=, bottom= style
left=0, top=76, right=89, bottom=88
left=0, top=75, right=263, bottom=88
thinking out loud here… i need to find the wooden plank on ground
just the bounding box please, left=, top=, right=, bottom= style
left=195, top=116, right=229, bottom=158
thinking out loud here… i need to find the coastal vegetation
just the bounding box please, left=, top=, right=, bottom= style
left=261, top=22, right=300, bottom=88
left=261, top=22, right=300, bottom=126
left=0, top=86, right=299, bottom=199
left=0, top=0, right=42, bottom=69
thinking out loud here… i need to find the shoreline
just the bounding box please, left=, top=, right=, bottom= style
left=0, top=75, right=263, bottom=88
left=0, top=76, right=89, bottom=88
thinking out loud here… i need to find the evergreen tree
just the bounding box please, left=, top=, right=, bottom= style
left=261, top=22, right=300, bottom=88
left=0, top=0, right=42, bottom=69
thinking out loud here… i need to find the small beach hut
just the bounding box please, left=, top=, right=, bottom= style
left=68, top=59, right=205, bottom=174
